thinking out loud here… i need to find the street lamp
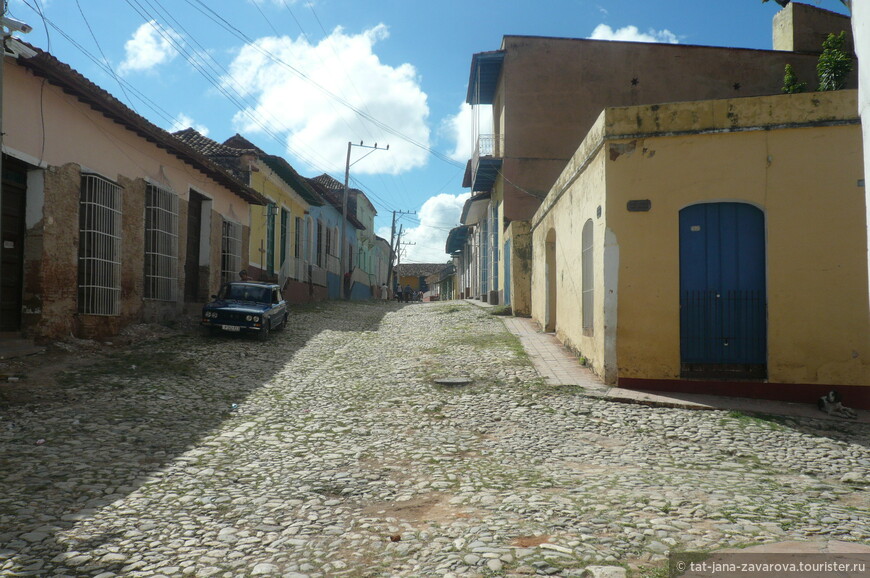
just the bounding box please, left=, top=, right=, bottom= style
left=339, top=141, right=388, bottom=300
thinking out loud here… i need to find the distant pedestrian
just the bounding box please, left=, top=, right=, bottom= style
left=381, top=283, right=389, bottom=301
left=403, top=284, right=412, bottom=303
left=239, top=269, right=250, bottom=281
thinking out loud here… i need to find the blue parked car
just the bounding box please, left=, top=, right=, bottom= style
left=201, top=282, right=289, bottom=340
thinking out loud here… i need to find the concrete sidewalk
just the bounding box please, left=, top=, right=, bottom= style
left=466, top=300, right=870, bottom=424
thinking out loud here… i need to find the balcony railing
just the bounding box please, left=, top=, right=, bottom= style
left=471, top=134, right=503, bottom=193
left=476, top=134, right=501, bottom=157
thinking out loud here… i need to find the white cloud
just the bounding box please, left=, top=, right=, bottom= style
left=169, top=113, right=209, bottom=137
left=588, top=24, right=679, bottom=44
left=388, top=192, right=470, bottom=263
left=443, top=102, right=493, bottom=163
left=223, top=24, right=430, bottom=176
left=119, top=20, right=182, bottom=75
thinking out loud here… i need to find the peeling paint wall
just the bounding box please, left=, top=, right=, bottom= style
left=530, top=151, right=609, bottom=381
left=5, top=57, right=257, bottom=341
left=532, top=90, right=868, bottom=389
left=505, top=221, right=532, bottom=316
left=22, top=164, right=81, bottom=341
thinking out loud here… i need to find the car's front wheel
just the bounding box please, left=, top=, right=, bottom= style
left=274, top=312, right=289, bottom=331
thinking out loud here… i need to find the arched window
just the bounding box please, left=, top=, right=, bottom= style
left=582, top=219, right=594, bottom=331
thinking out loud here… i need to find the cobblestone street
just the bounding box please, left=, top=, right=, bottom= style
left=1, top=300, right=869, bottom=577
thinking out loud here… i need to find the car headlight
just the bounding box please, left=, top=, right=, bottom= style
left=245, top=315, right=253, bottom=321
left=252, top=316, right=260, bottom=323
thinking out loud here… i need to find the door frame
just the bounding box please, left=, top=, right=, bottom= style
left=679, top=201, right=768, bottom=379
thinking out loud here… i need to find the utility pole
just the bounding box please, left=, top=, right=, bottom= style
left=387, top=209, right=415, bottom=291
left=395, top=233, right=416, bottom=291
left=392, top=225, right=403, bottom=291
left=340, top=141, right=388, bottom=300
left=396, top=234, right=417, bottom=267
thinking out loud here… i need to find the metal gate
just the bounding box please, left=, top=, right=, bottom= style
left=679, top=203, right=767, bottom=378
left=1, top=156, right=27, bottom=331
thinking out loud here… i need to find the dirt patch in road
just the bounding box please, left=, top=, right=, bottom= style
left=362, top=493, right=474, bottom=525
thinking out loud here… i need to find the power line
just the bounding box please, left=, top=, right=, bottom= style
left=182, top=0, right=464, bottom=169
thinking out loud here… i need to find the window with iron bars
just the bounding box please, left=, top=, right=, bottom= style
left=78, top=173, right=122, bottom=316
left=221, top=219, right=243, bottom=285
left=294, top=216, right=303, bottom=259
left=144, top=184, right=179, bottom=301
left=316, top=220, right=323, bottom=268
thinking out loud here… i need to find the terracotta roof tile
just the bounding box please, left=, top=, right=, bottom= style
left=13, top=41, right=267, bottom=206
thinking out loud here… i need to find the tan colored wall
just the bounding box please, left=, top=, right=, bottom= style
left=5, top=64, right=247, bottom=219
left=533, top=90, right=869, bottom=388
left=773, top=2, right=853, bottom=53
left=531, top=147, right=608, bottom=379
left=493, top=31, right=851, bottom=312
left=505, top=220, right=532, bottom=316
left=495, top=35, right=852, bottom=223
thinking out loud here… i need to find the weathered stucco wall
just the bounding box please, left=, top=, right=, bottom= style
left=496, top=34, right=844, bottom=223
left=773, top=2, right=853, bottom=53
left=505, top=221, right=532, bottom=316
left=531, top=147, right=608, bottom=380
left=532, top=89, right=869, bottom=389
left=491, top=25, right=851, bottom=309
left=21, top=164, right=80, bottom=340
left=5, top=59, right=256, bottom=339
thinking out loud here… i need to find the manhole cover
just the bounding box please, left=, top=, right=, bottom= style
left=433, top=377, right=473, bottom=386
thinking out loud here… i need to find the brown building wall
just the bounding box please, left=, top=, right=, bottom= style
left=773, top=2, right=854, bottom=53
left=496, top=35, right=856, bottom=221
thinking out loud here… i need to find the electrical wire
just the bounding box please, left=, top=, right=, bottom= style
left=182, top=0, right=464, bottom=169
left=21, top=0, right=469, bottom=256
left=18, top=5, right=177, bottom=128
left=74, top=0, right=138, bottom=114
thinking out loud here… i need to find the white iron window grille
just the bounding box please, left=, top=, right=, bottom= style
left=144, top=184, right=179, bottom=301
left=221, top=219, right=243, bottom=285
left=78, top=173, right=122, bottom=316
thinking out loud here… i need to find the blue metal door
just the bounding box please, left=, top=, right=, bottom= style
left=679, top=203, right=766, bottom=377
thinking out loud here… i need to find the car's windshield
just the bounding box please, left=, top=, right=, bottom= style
left=222, top=284, right=270, bottom=303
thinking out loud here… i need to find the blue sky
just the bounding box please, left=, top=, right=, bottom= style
left=7, top=0, right=851, bottom=262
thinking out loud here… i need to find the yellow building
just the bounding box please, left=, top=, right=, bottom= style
left=531, top=90, right=870, bottom=408
left=464, top=5, right=855, bottom=315
left=174, top=131, right=325, bottom=303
